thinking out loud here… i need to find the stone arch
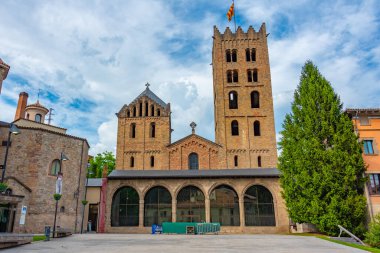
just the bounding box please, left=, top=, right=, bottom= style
left=141, top=183, right=174, bottom=200
left=208, top=181, right=238, bottom=197
left=173, top=182, right=207, bottom=200
left=243, top=184, right=276, bottom=226
left=110, top=182, right=144, bottom=200
left=144, top=185, right=172, bottom=226
left=111, top=185, right=140, bottom=226
left=176, top=185, right=206, bottom=222
left=241, top=182, right=278, bottom=205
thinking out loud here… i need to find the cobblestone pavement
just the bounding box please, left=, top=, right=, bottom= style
left=3, top=234, right=368, bottom=253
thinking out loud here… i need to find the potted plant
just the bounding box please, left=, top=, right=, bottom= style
left=0, top=182, right=8, bottom=193
left=81, top=200, right=88, bottom=206
left=53, top=193, right=62, bottom=201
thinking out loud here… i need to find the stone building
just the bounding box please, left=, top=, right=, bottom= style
left=0, top=58, right=10, bottom=94
left=0, top=91, right=89, bottom=233
left=346, top=109, right=380, bottom=220
left=92, top=24, right=289, bottom=234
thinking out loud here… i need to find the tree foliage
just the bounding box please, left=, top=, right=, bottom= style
left=88, top=151, right=116, bottom=178
left=278, top=61, right=367, bottom=236
left=365, top=214, right=380, bottom=248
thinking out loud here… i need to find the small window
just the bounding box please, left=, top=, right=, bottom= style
left=227, top=71, right=232, bottom=83
left=35, top=114, right=42, bottom=123
left=246, top=48, right=250, bottom=61
left=150, top=122, right=156, bottom=138
left=127, top=110, right=130, bottom=117
left=226, top=50, right=231, bottom=62
left=139, top=102, right=143, bottom=117
left=189, top=153, right=199, bottom=170
left=151, top=105, right=155, bottom=116
left=232, top=50, right=237, bottom=62
left=251, top=91, right=260, bottom=108
left=26, top=113, right=30, bottom=119
left=258, top=156, right=262, bottom=167
left=157, top=109, right=161, bottom=116
left=131, top=123, right=136, bottom=138
left=363, top=140, right=374, bottom=154
left=251, top=48, right=256, bottom=62
left=248, top=69, right=258, bottom=82
left=233, top=70, right=238, bottom=82
left=234, top=155, right=238, bottom=167
left=150, top=156, right=155, bottom=167
left=51, top=159, right=61, bottom=176
left=254, top=121, right=261, bottom=136
left=229, top=91, right=238, bottom=109
left=130, top=156, right=135, bottom=168
left=133, top=106, right=136, bottom=117
left=145, top=102, right=149, bottom=116
left=231, top=120, right=239, bottom=136
left=369, top=174, right=380, bottom=195
left=247, top=70, right=252, bottom=82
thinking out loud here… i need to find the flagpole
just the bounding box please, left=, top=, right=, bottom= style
left=233, top=0, right=236, bottom=32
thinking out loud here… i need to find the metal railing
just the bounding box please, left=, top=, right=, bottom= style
left=338, top=225, right=365, bottom=245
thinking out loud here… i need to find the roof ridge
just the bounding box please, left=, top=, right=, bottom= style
left=130, top=86, right=167, bottom=108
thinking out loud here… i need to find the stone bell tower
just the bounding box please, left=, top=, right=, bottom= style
left=212, top=24, right=278, bottom=169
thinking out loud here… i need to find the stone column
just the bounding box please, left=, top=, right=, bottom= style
left=205, top=197, right=210, bottom=223
left=172, top=199, right=177, bottom=222
left=239, top=197, right=245, bottom=228
left=139, top=199, right=144, bottom=227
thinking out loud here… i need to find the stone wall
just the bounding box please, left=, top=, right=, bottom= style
left=0, top=125, right=89, bottom=233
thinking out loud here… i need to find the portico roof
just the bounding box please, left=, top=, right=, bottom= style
left=108, top=168, right=280, bottom=179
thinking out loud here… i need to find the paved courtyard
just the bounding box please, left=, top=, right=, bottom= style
left=3, top=234, right=367, bottom=253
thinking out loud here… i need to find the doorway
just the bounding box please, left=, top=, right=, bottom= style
left=88, top=204, right=98, bottom=232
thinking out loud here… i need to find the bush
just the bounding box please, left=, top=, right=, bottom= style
left=0, top=183, right=8, bottom=192
left=365, top=214, right=380, bottom=248
left=53, top=193, right=62, bottom=201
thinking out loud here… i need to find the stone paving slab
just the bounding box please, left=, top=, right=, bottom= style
left=1, top=234, right=368, bottom=253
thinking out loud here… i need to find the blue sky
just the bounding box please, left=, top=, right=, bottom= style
left=0, top=0, right=379, bottom=155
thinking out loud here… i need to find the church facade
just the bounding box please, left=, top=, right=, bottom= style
left=103, top=24, right=289, bottom=233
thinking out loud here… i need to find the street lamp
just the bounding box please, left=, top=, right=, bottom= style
left=81, top=169, right=94, bottom=234
left=1, top=123, right=21, bottom=183
left=53, top=152, right=68, bottom=238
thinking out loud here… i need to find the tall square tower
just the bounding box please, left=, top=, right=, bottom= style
left=212, top=24, right=278, bottom=168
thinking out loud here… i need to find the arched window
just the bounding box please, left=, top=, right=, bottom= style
left=233, top=70, right=238, bottom=82
left=133, top=106, right=136, bottom=117
left=26, top=113, right=30, bottom=119
left=234, top=155, right=238, bottom=167
left=232, top=50, right=237, bottom=62
left=210, top=185, right=240, bottom=226
left=231, top=120, right=239, bottom=136
left=111, top=186, right=139, bottom=226
left=130, top=156, right=135, bottom=168
left=150, top=122, right=156, bottom=138
left=130, top=123, right=136, bottom=138
left=145, top=102, right=149, bottom=116
left=246, top=48, right=251, bottom=61
left=139, top=102, right=143, bottom=117
left=150, top=156, right=155, bottom=167
left=127, top=110, right=130, bottom=117
left=248, top=69, right=258, bottom=82
left=244, top=185, right=275, bottom=226
left=254, top=121, right=261, bottom=136
left=251, top=48, right=256, bottom=62
left=227, top=71, right=232, bottom=83
left=144, top=186, right=172, bottom=226
left=35, top=114, right=42, bottom=123
left=151, top=105, right=155, bottom=116
left=229, top=91, right=238, bottom=109
left=188, top=153, right=199, bottom=170
left=258, top=156, right=262, bottom=167
left=251, top=91, right=260, bottom=108
left=50, top=159, right=61, bottom=175
left=177, top=186, right=205, bottom=222
left=226, top=49, right=231, bottom=62
left=157, top=109, right=161, bottom=116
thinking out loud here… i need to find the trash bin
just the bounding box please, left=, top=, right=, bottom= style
left=45, top=226, right=51, bottom=241
left=88, top=220, right=92, bottom=232
left=152, top=224, right=157, bottom=234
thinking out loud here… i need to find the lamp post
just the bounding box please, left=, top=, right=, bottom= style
left=52, top=152, right=68, bottom=238
left=81, top=170, right=94, bottom=234
left=1, top=123, right=21, bottom=183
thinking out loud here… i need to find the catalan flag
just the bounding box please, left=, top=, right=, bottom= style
left=226, top=2, right=234, bottom=22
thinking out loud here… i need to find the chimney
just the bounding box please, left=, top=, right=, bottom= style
left=14, top=92, right=28, bottom=120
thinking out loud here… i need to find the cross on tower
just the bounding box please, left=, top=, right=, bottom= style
left=37, top=89, right=42, bottom=101
left=190, top=122, right=197, bottom=134
left=145, top=82, right=150, bottom=89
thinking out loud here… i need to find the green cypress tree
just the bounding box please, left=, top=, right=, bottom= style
left=278, top=61, right=367, bottom=236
